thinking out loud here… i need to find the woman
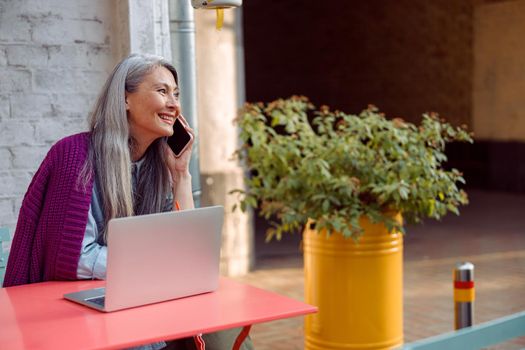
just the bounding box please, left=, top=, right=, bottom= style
left=3, top=54, right=252, bottom=350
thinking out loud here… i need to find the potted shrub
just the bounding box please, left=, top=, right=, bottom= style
left=231, top=95, right=473, bottom=350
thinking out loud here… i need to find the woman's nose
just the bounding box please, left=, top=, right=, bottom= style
left=166, top=94, right=180, bottom=108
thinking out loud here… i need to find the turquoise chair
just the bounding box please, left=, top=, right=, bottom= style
left=0, top=227, right=10, bottom=286
left=397, top=310, right=525, bottom=350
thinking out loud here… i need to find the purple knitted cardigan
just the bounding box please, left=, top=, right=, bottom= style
left=3, top=133, right=94, bottom=287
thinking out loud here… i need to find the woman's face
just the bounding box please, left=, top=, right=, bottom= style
left=126, top=66, right=180, bottom=147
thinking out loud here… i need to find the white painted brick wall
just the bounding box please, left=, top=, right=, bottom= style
left=32, top=19, right=108, bottom=46
left=6, top=45, right=49, bottom=67
left=0, top=0, right=119, bottom=235
left=48, top=45, right=113, bottom=68
left=51, top=93, right=98, bottom=117
left=128, top=0, right=172, bottom=61
left=0, top=198, right=15, bottom=227
left=0, top=148, right=12, bottom=168
left=0, top=13, right=32, bottom=42
left=0, top=121, right=36, bottom=146
left=33, top=69, right=108, bottom=93
left=0, top=69, right=32, bottom=92
left=10, top=93, right=54, bottom=120
left=154, top=0, right=172, bottom=61
left=0, top=170, right=33, bottom=198
left=0, top=46, right=6, bottom=66
left=11, top=146, right=49, bottom=170
left=0, top=95, right=9, bottom=120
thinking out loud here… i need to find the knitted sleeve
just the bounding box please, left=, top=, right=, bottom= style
left=3, top=150, right=54, bottom=287
left=51, top=134, right=93, bottom=281
left=3, top=133, right=93, bottom=287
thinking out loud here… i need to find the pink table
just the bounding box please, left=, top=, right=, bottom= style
left=0, top=277, right=317, bottom=349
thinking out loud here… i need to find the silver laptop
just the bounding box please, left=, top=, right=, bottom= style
left=64, top=205, right=224, bottom=312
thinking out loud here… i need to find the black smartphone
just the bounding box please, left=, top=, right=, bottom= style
left=167, top=118, right=192, bottom=157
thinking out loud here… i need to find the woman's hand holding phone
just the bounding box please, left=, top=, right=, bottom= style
left=164, top=114, right=195, bottom=210
left=164, top=114, right=194, bottom=177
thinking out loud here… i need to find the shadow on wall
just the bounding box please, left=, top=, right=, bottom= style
left=446, top=141, right=525, bottom=193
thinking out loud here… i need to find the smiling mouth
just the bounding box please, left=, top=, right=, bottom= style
left=159, top=114, right=175, bottom=124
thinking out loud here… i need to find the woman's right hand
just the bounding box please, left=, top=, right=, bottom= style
left=164, top=114, right=195, bottom=178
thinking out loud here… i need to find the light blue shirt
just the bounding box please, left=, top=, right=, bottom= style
left=77, top=159, right=174, bottom=278
left=77, top=177, right=107, bottom=279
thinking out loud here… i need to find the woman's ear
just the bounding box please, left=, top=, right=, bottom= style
left=125, top=94, right=130, bottom=111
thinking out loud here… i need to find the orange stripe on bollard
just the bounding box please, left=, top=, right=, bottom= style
left=454, top=287, right=475, bottom=302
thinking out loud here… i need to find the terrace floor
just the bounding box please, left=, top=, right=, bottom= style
left=234, top=190, right=525, bottom=349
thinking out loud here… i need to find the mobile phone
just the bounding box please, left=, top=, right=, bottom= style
left=167, top=118, right=193, bottom=157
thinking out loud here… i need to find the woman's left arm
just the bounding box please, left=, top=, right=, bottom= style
left=171, top=171, right=194, bottom=210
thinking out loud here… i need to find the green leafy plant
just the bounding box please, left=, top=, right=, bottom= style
left=231, top=96, right=474, bottom=241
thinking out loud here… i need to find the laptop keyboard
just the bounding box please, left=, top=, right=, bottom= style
left=87, top=296, right=106, bottom=307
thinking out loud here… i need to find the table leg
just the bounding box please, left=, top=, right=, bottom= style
left=232, top=325, right=252, bottom=350
left=193, top=334, right=205, bottom=350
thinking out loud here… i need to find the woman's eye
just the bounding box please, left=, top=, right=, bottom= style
left=158, top=89, right=166, bottom=94
left=174, top=92, right=180, bottom=99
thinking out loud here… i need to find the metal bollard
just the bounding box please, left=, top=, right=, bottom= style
left=454, top=262, right=475, bottom=329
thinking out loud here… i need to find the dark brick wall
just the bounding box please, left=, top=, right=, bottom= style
left=447, top=141, right=525, bottom=193
left=243, top=0, right=473, bottom=125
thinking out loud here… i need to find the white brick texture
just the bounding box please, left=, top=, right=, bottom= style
left=33, top=69, right=108, bottom=93
left=0, top=147, right=12, bottom=169
left=48, top=44, right=112, bottom=69
left=0, top=198, right=15, bottom=230
left=50, top=93, right=98, bottom=117
left=0, top=121, right=36, bottom=146
left=32, top=19, right=108, bottom=46
left=0, top=94, right=9, bottom=120
left=11, top=145, right=48, bottom=170
left=34, top=118, right=86, bottom=144
left=0, top=69, right=32, bottom=92
left=0, top=0, right=118, bottom=229
left=10, top=93, right=54, bottom=120
left=0, top=46, right=7, bottom=66
left=0, top=171, right=33, bottom=197
left=0, top=7, right=32, bottom=42
left=6, top=45, right=49, bottom=67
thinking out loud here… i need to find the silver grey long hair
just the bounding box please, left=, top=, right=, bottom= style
left=82, top=53, right=178, bottom=241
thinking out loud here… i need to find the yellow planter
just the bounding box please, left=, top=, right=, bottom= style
left=303, top=215, right=403, bottom=350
